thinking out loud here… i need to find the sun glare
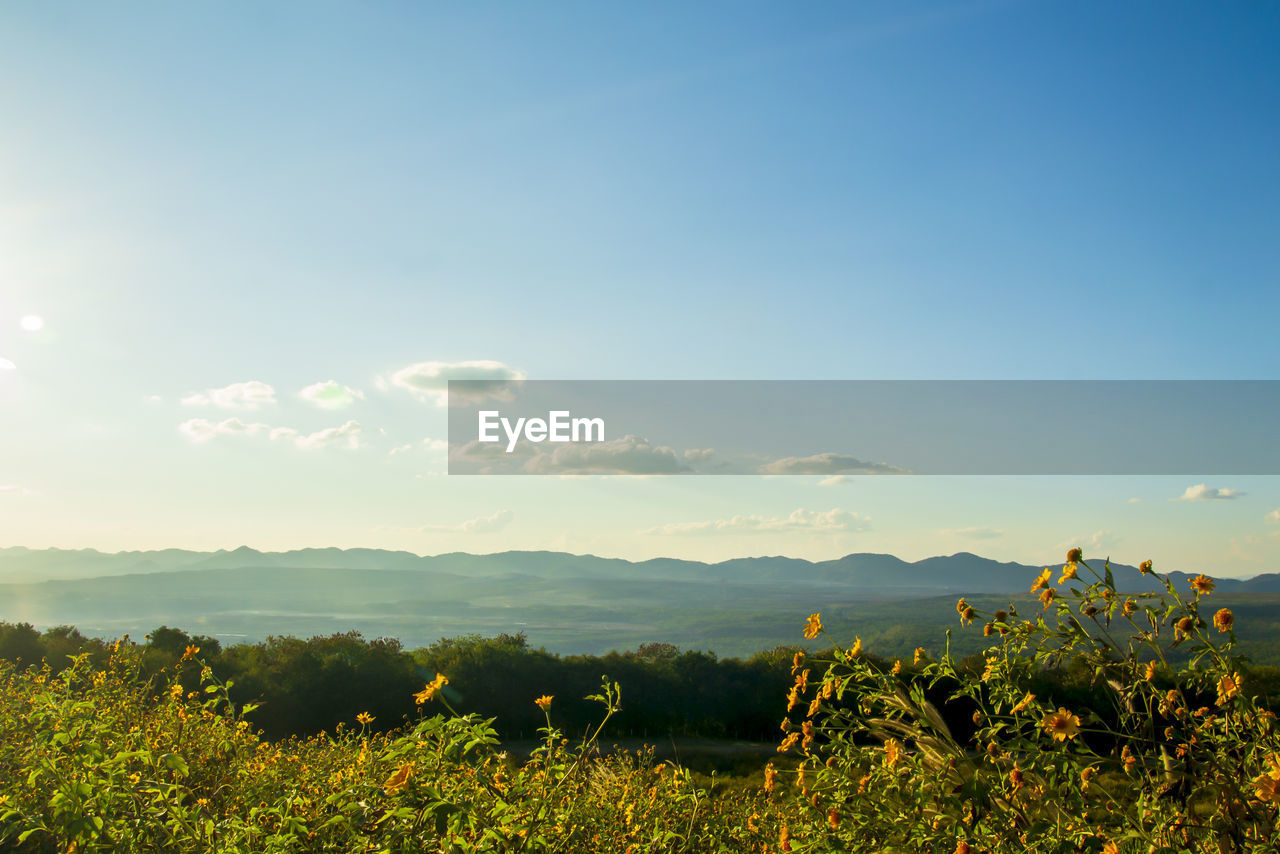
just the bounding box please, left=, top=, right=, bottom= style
left=20, top=315, right=44, bottom=332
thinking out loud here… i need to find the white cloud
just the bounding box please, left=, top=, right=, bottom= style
left=759, top=453, right=908, bottom=475
left=818, top=475, right=855, bottom=486
left=422, top=509, right=514, bottom=534
left=178, top=417, right=270, bottom=442
left=0, top=484, right=32, bottom=495
left=299, top=380, right=364, bottom=410
left=641, top=508, right=868, bottom=536
left=683, top=448, right=715, bottom=462
left=1127, top=498, right=1143, bottom=504
left=389, top=437, right=448, bottom=456
left=1175, top=484, right=1244, bottom=501
left=1267, top=509, right=1280, bottom=524
left=179, top=418, right=363, bottom=450
left=274, top=420, right=364, bottom=451
left=939, top=526, right=1004, bottom=539
left=384, top=360, right=524, bottom=405
left=522, top=435, right=687, bottom=475
left=180, top=381, right=276, bottom=409
left=1056, top=530, right=1118, bottom=555
left=0, top=356, right=16, bottom=371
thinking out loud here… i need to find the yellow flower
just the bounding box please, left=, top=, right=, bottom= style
left=1253, top=755, right=1280, bottom=804
left=786, top=686, right=800, bottom=713
left=413, top=673, right=448, bottom=705
left=1039, top=587, right=1057, bottom=609
left=955, top=597, right=969, bottom=615
left=884, top=737, right=903, bottom=768
left=1217, top=672, right=1241, bottom=706
left=1190, top=574, right=1215, bottom=594
left=1066, top=547, right=1082, bottom=563
left=1143, top=661, right=1156, bottom=681
left=356, top=712, right=375, bottom=725
left=1041, top=707, right=1081, bottom=741
left=803, top=613, right=823, bottom=639
left=1008, top=765, right=1024, bottom=791
left=1059, top=562, right=1078, bottom=583
left=1214, top=608, right=1234, bottom=633
left=954, top=843, right=972, bottom=854
left=383, top=762, right=414, bottom=794
left=851, top=637, right=863, bottom=656
left=1030, top=568, right=1052, bottom=592
left=913, top=647, right=927, bottom=665
left=1101, top=842, right=1120, bottom=854
left=791, top=651, right=805, bottom=675
left=801, top=719, right=815, bottom=752
left=892, top=660, right=902, bottom=675
left=778, top=732, right=800, bottom=753
left=1012, top=691, right=1035, bottom=713
left=827, top=808, right=840, bottom=830
left=1175, top=616, right=1195, bottom=638
left=1080, top=766, right=1095, bottom=788
left=763, top=762, right=777, bottom=792
left=1122, top=599, right=1137, bottom=617
left=806, top=695, right=821, bottom=718
left=180, top=644, right=200, bottom=662
left=535, top=694, right=554, bottom=711
left=1140, top=559, right=1153, bottom=574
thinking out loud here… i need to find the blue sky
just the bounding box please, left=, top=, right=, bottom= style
left=1, top=2, right=1278, bottom=574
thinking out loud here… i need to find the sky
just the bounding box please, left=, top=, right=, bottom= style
left=1, top=1, right=1278, bottom=575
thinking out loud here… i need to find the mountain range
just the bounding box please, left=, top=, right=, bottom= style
left=2, top=546, right=1276, bottom=658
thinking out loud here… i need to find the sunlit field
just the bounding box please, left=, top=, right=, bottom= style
left=4, top=551, right=1279, bottom=852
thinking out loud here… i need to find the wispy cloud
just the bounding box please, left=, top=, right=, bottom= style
left=939, top=526, right=1003, bottom=539
left=1174, top=484, right=1244, bottom=501
left=389, top=437, right=448, bottom=455
left=299, top=380, right=364, bottom=410
left=0, top=484, right=32, bottom=495
left=180, top=381, right=276, bottom=409
left=381, top=360, right=524, bottom=406
left=641, top=508, right=868, bottom=536
left=421, top=509, right=514, bottom=534
left=178, top=417, right=270, bottom=442
left=1267, top=509, right=1280, bottom=524
left=818, top=475, right=855, bottom=486
left=179, top=418, right=364, bottom=450
left=759, top=453, right=907, bottom=475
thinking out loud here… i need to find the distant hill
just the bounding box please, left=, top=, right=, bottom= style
left=1, top=546, right=1275, bottom=657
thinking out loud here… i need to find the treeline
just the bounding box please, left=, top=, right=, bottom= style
left=7, top=621, right=1280, bottom=749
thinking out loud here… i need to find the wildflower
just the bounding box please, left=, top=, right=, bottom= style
left=851, top=636, right=863, bottom=656
left=763, top=763, right=777, bottom=792
left=180, top=644, right=200, bottom=662
left=414, top=673, right=448, bottom=704
left=786, top=686, right=800, bottom=713
left=1102, top=842, right=1120, bottom=854
left=747, top=812, right=761, bottom=832
left=1123, top=754, right=1137, bottom=773
left=1081, top=767, right=1095, bottom=789
left=956, top=597, right=969, bottom=615
left=535, top=694, right=554, bottom=711
left=806, top=695, right=821, bottom=718
left=1175, top=616, right=1194, bottom=638
left=1012, top=691, right=1035, bottom=713
left=1123, top=599, right=1137, bottom=617
left=1143, top=661, right=1156, bottom=681
left=1067, top=547, right=1082, bottom=563
left=802, top=719, right=815, bottom=752
left=1140, top=559, right=1153, bottom=575
left=827, top=808, right=839, bottom=830
left=791, top=651, right=805, bottom=674
left=913, top=647, right=927, bottom=665
left=960, top=606, right=976, bottom=626
left=803, top=613, right=823, bottom=639
left=1030, top=568, right=1051, bottom=592
left=1009, top=765, right=1024, bottom=791
left=1190, top=574, right=1215, bottom=594
left=1041, top=708, right=1081, bottom=742
left=821, top=680, right=834, bottom=700
left=778, top=733, right=800, bottom=753
left=356, top=712, right=375, bottom=725
left=1217, top=673, right=1241, bottom=706
left=1059, top=563, right=1078, bottom=583
left=955, top=843, right=972, bottom=854
left=1198, top=610, right=1231, bottom=640
left=796, top=765, right=806, bottom=792
left=884, top=738, right=903, bottom=768
left=779, top=824, right=792, bottom=852
left=994, top=609, right=1008, bottom=622
left=1253, top=756, right=1280, bottom=804
left=383, top=762, right=414, bottom=794
left=892, top=660, right=902, bottom=675
left=1039, top=587, right=1057, bottom=609
left=795, top=668, right=810, bottom=689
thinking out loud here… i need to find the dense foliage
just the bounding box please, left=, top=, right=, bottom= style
left=3, top=550, right=1280, bottom=851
